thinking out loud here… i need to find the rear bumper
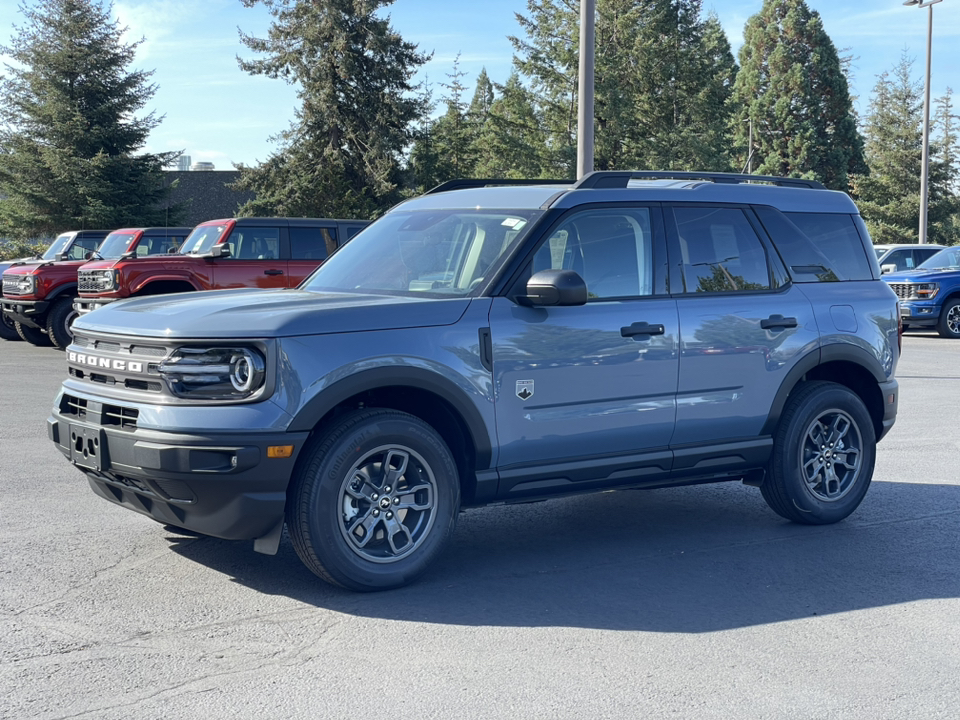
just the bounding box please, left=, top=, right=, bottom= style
left=1, top=298, right=49, bottom=328
left=879, top=378, right=899, bottom=441
left=48, top=404, right=309, bottom=541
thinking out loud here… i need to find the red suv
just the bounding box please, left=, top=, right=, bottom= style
left=75, top=217, right=368, bottom=316
left=2, top=227, right=190, bottom=348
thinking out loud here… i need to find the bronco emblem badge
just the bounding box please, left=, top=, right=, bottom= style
left=516, top=380, right=534, bottom=401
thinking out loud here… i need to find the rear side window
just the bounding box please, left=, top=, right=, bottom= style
left=69, top=237, right=102, bottom=260
left=290, top=227, right=338, bottom=260
left=672, top=207, right=771, bottom=293
left=756, top=209, right=873, bottom=282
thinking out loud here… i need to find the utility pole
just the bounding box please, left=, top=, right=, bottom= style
left=576, top=0, right=595, bottom=179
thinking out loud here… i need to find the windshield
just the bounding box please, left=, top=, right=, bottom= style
left=97, top=232, right=138, bottom=259
left=874, top=248, right=886, bottom=259
left=300, top=209, right=542, bottom=297
left=41, top=234, right=72, bottom=260
left=918, top=247, right=960, bottom=270
left=179, top=224, right=228, bottom=255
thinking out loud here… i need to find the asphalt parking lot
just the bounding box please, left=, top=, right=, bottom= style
left=2, top=332, right=959, bottom=719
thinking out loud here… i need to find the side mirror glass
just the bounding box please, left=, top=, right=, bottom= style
left=522, top=269, right=587, bottom=307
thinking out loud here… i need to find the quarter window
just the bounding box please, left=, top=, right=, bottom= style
left=673, top=207, right=771, bottom=293
left=532, top=209, right=655, bottom=299
left=290, top=227, right=337, bottom=260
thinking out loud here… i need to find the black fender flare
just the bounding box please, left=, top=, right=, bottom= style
left=286, top=366, right=493, bottom=470
left=45, top=283, right=78, bottom=303
left=761, top=343, right=887, bottom=436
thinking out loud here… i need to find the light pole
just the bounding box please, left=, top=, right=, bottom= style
left=904, top=0, right=944, bottom=244
left=577, top=0, right=596, bottom=179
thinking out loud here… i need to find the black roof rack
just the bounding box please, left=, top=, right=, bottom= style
left=573, top=171, right=825, bottom=190
left=426, top=178, right=573, bottom=194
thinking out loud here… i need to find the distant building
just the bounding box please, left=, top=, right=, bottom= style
left=176, top=155, right=192, bottom=172
left=191, top=161, right=215, bottom=172
left=160, top=171, right=256, bottom=227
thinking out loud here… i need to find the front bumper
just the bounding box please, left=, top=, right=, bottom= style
left=74, top=297, right=119, bottom=315
left=1, top=298, right=50, bottom=329
left=48, top=401, right=309, bottom=541
left=878, top=378, right=899, bottom=441
left=899, top=301, right=939, bottom=328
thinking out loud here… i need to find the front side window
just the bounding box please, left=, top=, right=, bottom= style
left=223, top=227, right=280, bottom=260
left=179, top=224, right=229, bottom=255
left=301, top=209, right=542, bottom=297
left=136, top=235, right=183, bottom=256
left=531, top=209, right=655, bottom=299
left=674, top=207, right=771, bottom=293
left=69, top=237, right=103, bottom=260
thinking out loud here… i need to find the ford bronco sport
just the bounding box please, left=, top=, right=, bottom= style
left=3, top=228, right=190, bottom=348
left=48, top=172, right=900, bottom=591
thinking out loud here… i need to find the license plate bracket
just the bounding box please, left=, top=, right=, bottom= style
left=69, top=423, right=106, bottom=471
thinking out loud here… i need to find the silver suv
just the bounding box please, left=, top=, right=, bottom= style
left=48, top=172, right=900, bottom=591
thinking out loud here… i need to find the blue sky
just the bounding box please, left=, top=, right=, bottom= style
left=0, top=0, right=958, bottom=168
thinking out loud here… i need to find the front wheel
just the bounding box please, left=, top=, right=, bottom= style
left=15, top=321, right=51, bottom=346
left=0, top=312, right=20, bottom=341
left=287, top=409, right=461, bottom=591
left=46, top=296, right=78, bottom=349
left=761, top=381, right=876, bottom=525
left=936, top=299, right=960, bottom=338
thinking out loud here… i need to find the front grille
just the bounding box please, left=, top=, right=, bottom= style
left=889, top=283, right=918, bottom=300
left=102, top=404, right=139, bottom=430
left=62, top=394, right=89, bottom=420
left=2, top=274, right=26, bottom=295
left=61, top=393, right=138, bottom=430
left=78, top=271, right=102, bottom=293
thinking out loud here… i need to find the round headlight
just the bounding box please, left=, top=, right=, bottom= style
left=230, top=349, right=265, bottom=392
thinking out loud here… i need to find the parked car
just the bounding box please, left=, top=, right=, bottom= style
left=874, top=243, right=945, bottom=274
left=883, top=245, right=960, bottom=337
left=0, top=237, right=66, bottom=341
left=74, top=217, right=370, bottom=316
left=49, top=172, right=899, bottom=591
left=2, top=228, right=189, bottom=348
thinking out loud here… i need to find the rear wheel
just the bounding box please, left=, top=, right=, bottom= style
left=761, top=381, right=875, bottom=525
left=15, top=321, right=51, bottom=346
left=287, top=409, right=460, bottom=591
left=46, top=296, right=78, bottom=349
left=936, top=299, right=960, bottom=338
left=0, top=312, right=20, bottom=341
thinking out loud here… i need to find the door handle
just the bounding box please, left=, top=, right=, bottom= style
left=263, top=269, right=284, bottom=276
left=760, top=314, right=798, bottom=330
left=621, top=322, right=666, bottom=339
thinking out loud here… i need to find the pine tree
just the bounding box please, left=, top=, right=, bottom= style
left=433, top=54, right=474, bottom=178
left=466, top=69, right=495, bottom=134
left=472, top=71, right=547, bottom=179
left=852, top=54, right=953, bottom=245
left=0, top=0, right=180, bottom=239
left=932, top=88, right=960, bottom=244
left=730, top=0, right=865, bottom=190
left=234, top=0, right=429, bottom=218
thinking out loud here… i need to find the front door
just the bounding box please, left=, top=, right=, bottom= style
left=491, top=206, right=679, bottom=498
left=212, top=226, right=287, bottom=289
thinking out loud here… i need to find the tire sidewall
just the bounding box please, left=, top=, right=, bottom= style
left=294, top=413, right=460, bottom=590
left=15, top=321, right=50, bottom=346
left=47, top=297, right=77, bottom=349
left=938, top=300, right=960, bottom=338
left=0, top=312, right=20, bottom=341
left=774, top=385, right=876, bottom=524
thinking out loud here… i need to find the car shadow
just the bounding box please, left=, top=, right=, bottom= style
left=164, top=479, right=960, bottom=633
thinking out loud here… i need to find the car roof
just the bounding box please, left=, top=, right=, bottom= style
left=875, top=243, right=946, bottom=251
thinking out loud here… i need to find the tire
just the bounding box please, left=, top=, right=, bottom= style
left=761, top=381, right=876, bottom=525
left=936, top=299, right=960, bottom=338
left=15, top=321, right=51, bottom=346
left=46, top=296, right=78, bottom=349
left=0, top=312, right=20, bottom=341
left=287, top=409, right=460, bottom=591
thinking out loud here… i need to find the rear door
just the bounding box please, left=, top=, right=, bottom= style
left=287, top=225, right=339, bottom=286
left=211, top=225, right=287, bottom=288
left=667, top=204, right=819, bottom=451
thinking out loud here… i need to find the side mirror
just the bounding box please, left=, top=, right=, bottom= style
left=167, top=246, right=179, bottom=254
left=881, top=263, right=896, bottom=275
left=521, top=269, right=587, bottom=307
left=208, top=244, right=231, bottom=259
left=56, top=252, right=68, bottom=262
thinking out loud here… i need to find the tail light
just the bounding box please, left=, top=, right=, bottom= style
left=897, top=302, right=903, bottom=353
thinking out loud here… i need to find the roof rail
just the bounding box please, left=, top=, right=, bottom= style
left=573, top=171, right=825, bottom=190
left=425, top=178, right=573, bottom=194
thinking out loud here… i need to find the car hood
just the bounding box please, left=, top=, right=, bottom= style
left=73, top=287, right=474, bottom=339
left=883, top=268, right=960, bottom=282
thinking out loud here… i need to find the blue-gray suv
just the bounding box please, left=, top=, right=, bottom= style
left=48, top=172, right=901, bottom=591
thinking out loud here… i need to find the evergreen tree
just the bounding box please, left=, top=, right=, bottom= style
left=731, top=0, right=865, bottom=190
left=852, top=54, right=953, bottom=245
left=466, top=69, right=495, bottom=133
left=472, top=71, right=547, bottom=179
left=0, top=0, right=179, bottom=239
left=433, top=54, right=474, bottom=178
left=407, top=79, right=446, bottom=195
left=932, top=88, right=960, bottom=244
left=234, top=0, right=429, bottom=218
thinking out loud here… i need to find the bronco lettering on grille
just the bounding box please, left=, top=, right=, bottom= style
left=67, top=352, right=143, bottom=373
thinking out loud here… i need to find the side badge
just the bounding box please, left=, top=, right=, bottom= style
left=516, top=379, right=534, bottom=401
